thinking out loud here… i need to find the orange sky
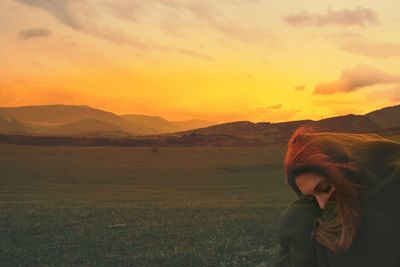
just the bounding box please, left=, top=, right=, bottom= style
left=1, top=0, right=399, bottom=123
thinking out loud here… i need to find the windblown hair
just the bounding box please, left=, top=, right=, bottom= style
left=284, top=126, right=363, bottom=253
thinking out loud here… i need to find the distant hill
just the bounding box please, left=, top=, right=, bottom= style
left=0, top=103, right=398, bottom=146
left=170, top=119, right=218, bottom=131
left=176, top=120, right=315, bottom=137
left=0, top=113, right=31, bottom=134
left=170, top=121, right=257, bottom=136
left=0, top=105, right=123, bottom=125
left=121, top=114, right=217, bottom=133
left=41, top=119, right=123, bottom=136
left=365, top=105, right=400, bottom=129
left=312, top=114, right=380, bottom=133
left=0, top=105, right=218, bottom=136
left=121, top=114, right=178, bottom=133
left=0, top=105, right=161, bottom=135
left=172, top=104, right=400, bottom=144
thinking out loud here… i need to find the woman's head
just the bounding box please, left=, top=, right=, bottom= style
left=295, top=171, right=336, bottom=210
left=284, top=126, right=363, bottom=253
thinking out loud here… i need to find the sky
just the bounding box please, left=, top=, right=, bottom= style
left=1, top=0, right=400, bottom=123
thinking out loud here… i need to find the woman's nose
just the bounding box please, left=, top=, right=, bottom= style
left=316, top=196, right=327, bottom=210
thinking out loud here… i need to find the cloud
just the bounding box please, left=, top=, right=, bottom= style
left=333, top=34, right=400, bottom=58
left=16, top=0, right=84, bottom=30
left=266, top=103, right=282, bottom=110
left=16, top=0, right=126, bottom=43
left=283, top=7, right=378, bottom=27
left=314, top=64, right=400, bottom=95
left=294, top=85, right=306, bottom=91
left=101, top=1, right=145, bottom=22
left=105, top=0, right=273, bottom=43
left=151, top=44, right=215, bottom=61
left=18, top=28, right=52, bottom=40
left=245, top=103, right=300, bottom=122
left=20, top=0, right=271, bottom=44
left=15, top=0, right=213, bottom=61
left=342, top=40, right=400, bottom=58
left=365, top=88, right=400, bottom=102
left=182, top=1, right=272, bottom=42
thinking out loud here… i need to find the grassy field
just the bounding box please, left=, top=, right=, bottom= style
left=0, top=144, right=295, bottom=266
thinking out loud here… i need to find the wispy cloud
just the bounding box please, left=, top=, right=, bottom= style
left=151, top=44, right=215, bottom=61
left=313, top=64, right=400, bottom=95
left=365, top=87, right=400, bottom=102
left=101, top=1, right=145, bottom=23
left=283, top=7, right=379, bottom=27
left=332, top=33, right=400, bottom=58
left=294, top=85, right=306, bottom=91
left=181, top=1, right=272, bottom=43
left=16, top=0, right=133, bottom=44
left=246, top=103, right=300, bottom=122
left=343, top=40, right=400, bottom=58
left=15, top=0, right=213, bottom=61
left=16, top=0, right=84, bottom=30
left=266, top=103, right=282, bottom=110
left=18, top=28, right=52, bottom=40
left=104, top=0, right=273, bottom=43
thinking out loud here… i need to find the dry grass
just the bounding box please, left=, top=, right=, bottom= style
left=0, top=144, right=294, bottom=266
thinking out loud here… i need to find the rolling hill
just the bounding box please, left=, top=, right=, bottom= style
left=121, top=114, right=175, bottom=133
left=0, top=105, right=218, bottom=136
left=170, top=119, right=218, bottom=131
left=0, top=104, right=398, bottom=146
left=121, top=114, right=217, bottom=133
left=41, top=119, right=123, bottom=136
left=173, top=104, right=400, bottom=142
left=0, top=113, right=31, bottom=134
left=365, top=105, right=400, bottom=129
left=0, top=105, right=124, bottom=125
left=0, top=105, right=162, bottom=135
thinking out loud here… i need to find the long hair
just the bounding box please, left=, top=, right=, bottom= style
left=284, top=125, right=363, bottom=253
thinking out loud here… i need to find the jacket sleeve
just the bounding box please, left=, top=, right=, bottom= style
left=274, top=196, right=322, bottom=267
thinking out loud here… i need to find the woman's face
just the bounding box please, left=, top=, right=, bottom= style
left=295, top=172, right=336, bottom=210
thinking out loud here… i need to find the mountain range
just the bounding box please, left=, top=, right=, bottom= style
left=0, top=105, right=217, bottom=136
left=175, top=104, right=399, bottom=134
left=0, top=104, right=399, bottom=146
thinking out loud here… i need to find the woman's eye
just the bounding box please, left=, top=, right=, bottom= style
left=318, top=184, right=332, bottom=193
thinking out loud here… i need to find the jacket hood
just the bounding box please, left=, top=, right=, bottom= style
left=284, top=129, right=400, bottom=196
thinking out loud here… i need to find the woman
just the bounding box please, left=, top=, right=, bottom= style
left=275, top=126, right=400, bottom=267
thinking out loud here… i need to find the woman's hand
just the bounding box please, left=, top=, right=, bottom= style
left=275, top=196, right=322, bottom=267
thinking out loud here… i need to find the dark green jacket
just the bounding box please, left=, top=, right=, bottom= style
left=275, top=133, right=400, bottom=267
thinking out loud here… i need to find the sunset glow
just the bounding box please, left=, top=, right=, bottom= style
left=1, top=0, right=399, bottom=123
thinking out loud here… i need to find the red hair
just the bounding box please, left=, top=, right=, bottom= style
left=284, top=125, right=362, bottom=253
